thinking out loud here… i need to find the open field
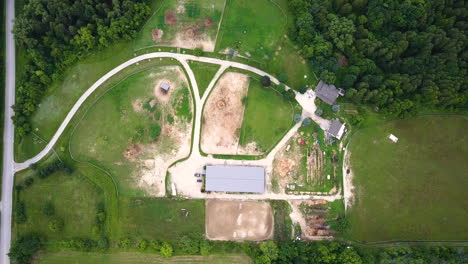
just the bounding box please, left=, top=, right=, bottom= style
left=238, top=79, right=295, bottom=154
left=216, top=0, right=285, bottom=60
left=14, top=157, right=103, bottom=240
left=70, top=66, right=193, bottom=197
left=37, top=251, right=252, bottom=264
left=117, top=198, right=205, bottom=242
left=206, top=200, right=273, bottom=241
left=201, top=72, right=249, bottom=155
left=134, top=0, right=226, bottom=51
left=188, top=60, right=220, bottom=97
left=346, top=116, right=468, bottom=242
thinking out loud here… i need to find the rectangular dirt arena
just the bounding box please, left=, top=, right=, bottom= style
left=206, top=200, right=273, bottom=241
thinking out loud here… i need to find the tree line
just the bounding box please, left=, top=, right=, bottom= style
left=9, top=234, right=465, bottom=264
left=13, top=0, right=152, bottom=137
left=289, top=0, right=467, bottom=117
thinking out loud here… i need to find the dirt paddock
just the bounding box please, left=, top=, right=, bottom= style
left=206, top=200, right=273, bottom=241
left=201, top=72, right=249, bottom=154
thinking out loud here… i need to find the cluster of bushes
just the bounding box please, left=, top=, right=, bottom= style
left=116, top=235, right=212, bottom=257
left=16, top=161, right=73, bottom=191
left=9, top=233, right=466, bottom=264
left=13, top=0, right=152, bottom=137
left=289, top=0, right=467, bottom=117
left=243, top=240, right=466, bottom=264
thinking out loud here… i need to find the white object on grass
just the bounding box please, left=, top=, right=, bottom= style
left=389, top=134, right=398, bottom=143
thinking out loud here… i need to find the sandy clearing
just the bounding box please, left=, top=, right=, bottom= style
left=130, top=66, right=193, bottom=197
left=343, top=146, right=355, bottom=210
left=201, top=72, right=249, bottom=155
left=206, top=200, right=273, bottom=241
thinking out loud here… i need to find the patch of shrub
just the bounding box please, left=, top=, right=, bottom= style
left=48, top=218, right=64, bottom=232
left=150, top=124, right=162, bottom=140
left=160, top=242, right=173, bottom=257
left=42, top=201, right=55, bottom=216
left=8, top=233, right=45, bottom=264
left=261, top=76, right=271, bottom=87
left=118, top=237, right=133, bottom=249
left=15, top=201, right=27, bottom=224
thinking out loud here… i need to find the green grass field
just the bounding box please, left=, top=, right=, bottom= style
left=14, top=158, right=103, bottom=241
left=188, top=60, right=220, bottom=97
left=216, top=0, right=285, bottom=60
left=133, top=0, right=225, bottom=51
left=116, top=198, right=205, bottom=242
left=239, top=79, right=295, bottom=153
left=70, top=66, right=192, bottom=197
left=346, top=116, right=468, bottom=242
left=37, top=251, right=252, bottom=264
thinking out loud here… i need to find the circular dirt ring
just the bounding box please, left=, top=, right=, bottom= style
left=216, top=100, right=226, bottom=109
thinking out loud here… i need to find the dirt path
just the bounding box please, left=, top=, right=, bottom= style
left=342, top=145, right=355, bottom=210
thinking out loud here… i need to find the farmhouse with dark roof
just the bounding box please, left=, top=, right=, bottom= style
left=315, top=80, right=344, bottom=105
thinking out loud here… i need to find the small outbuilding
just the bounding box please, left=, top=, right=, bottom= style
left=389, top=134, right=398, bottom=143
left=328, top=120, right=346, bottom=140
left=160, top=82, right=170, bottom=93
left=315, top=80, right=344, bottom=105
left=205, top=165, right=265, bottom=193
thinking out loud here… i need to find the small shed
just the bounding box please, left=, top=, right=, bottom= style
left=389, top=134, right=398, bottom=143
left=328, top=120, right=346, bottom=140
left=160, top=82, right=170, bottom=93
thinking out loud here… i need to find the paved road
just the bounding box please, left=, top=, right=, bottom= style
left=1, top=0, right=16, bottom=262
left=14, top=52, right=316, bottom=171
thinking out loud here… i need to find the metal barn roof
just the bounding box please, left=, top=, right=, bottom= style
left=205, top=165, right=265, bottom=193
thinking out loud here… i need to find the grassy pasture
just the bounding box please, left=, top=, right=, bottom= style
left=239, top=78, right=295, bottom=154
left=14, top=158, right=103, bottom=240
left=188, top=60, right=220, bottom=97
left=70, top=66, right=192, bottom=197
left=216, top=0, right=285, bottom=60
left=116, top=198, right=205, bottom=242
left=133, top=0, right=226, bottom=51
left=37, top=251, right=252, bottom=264
left=346, top=116, right=468, bottom=242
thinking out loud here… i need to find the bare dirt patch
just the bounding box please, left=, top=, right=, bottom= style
left=289, top=200, right=335, bottom=240
left=272, top=137, right=303, bottom=193
left=201, top=72, right=249, bottom=154
left=132, top=99, right=144, bottom=113
left=151, top=29, right=164, bottom=42
left=165, top=10, right=176, bottom=25
left=206, top=200, right=273, bottom=241
left=130, top=66, right=192, bottom=197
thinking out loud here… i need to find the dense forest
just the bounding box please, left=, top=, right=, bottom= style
left=289, top=0, right=467, bottom=117
left=13, top=0, right=151, bottom=136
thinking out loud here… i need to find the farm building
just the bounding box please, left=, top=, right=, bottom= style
left=205, top=165, right=265, bottom=193
left=328, top=120, right=346, bottom=140
left=160, top=82, right=170, bottom=93
left=315, top=80, right=344, bottom=105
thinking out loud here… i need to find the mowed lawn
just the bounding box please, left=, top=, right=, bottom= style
left=216, top=0, right=285, bottom=59
left=14, top=163, right=102, bottom=240
left=37, top=251, right=252, bottom=264
left=116, top=198, right=205, bottom=242
left=347, top=116, right=468, bottom=242
left=239, top=79, right=295, bottom=153
left=188, top=60, right=220, bottom=97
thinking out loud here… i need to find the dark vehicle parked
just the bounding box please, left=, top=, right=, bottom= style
left=197, top=179, right=203, bottom=183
